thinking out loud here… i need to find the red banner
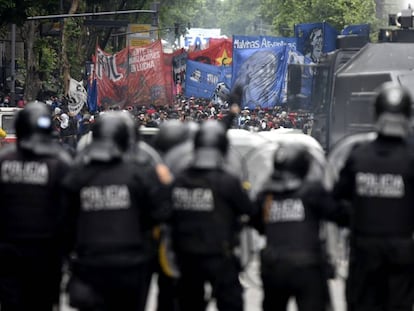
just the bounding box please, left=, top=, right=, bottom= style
left=187, top=38, right=233, bottom=66
left=96, top=40, right=169, bottom=109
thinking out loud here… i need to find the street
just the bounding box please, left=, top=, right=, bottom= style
left=144, top=258, right=347, bottom=311
left=60, top=258, right=347, bottom=311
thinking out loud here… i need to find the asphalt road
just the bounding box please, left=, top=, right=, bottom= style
left=60, top=258, right=347, bottom=311
left=144, top=259, right=346, bottom=311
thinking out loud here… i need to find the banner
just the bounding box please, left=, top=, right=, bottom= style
left=185, top=59, right=232, bottom=100
left=96, top=40, right=169, bottom=109
left=184, top=28, right=222, bottom=49
left=86, top=58, right=98, bottom=113
left=231, top=46, right=290, bottom=109
left=341, top=24, right=370, bottom=36
left=127, top=40, right=168, bottom=107
left=233, top=35, right=297, bottom=50
left=188, top=38, right=233, bottom=66
left=68, top=78, right=87, bottom=115
left=285, top=49, right=315, bottom=108
left=294, top=22, right=338, bottom=63
left=172, top=49, right=188, bottom=94
left=162, top=52, right=176, bottom=102
left=86, top=78, right=98, bottom=113
left=96, top=46, right=128, bottom=109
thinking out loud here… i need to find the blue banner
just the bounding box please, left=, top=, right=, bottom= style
left=87, top=78, right=98, bottom=113
left=285, top=49, right=315, bottom=108
left=294, top=22, right=338, bottom=63
left=233, top=35, right=297, bottom=50
left=231, top=46, right=290, bottom=109
left=185, top=60, right=232, bottom=99
left=341, top=24, right=370, bottom=36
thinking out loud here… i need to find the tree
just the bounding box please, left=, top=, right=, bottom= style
left=260, top=0, right=377, bottom=37
left=0, top=0, right=384, bottom=102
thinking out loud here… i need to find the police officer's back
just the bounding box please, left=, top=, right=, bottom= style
left=63, top=111, right=171, bottom=311
left=0, top=101, right=72, bottom=311
left=170, top=120, right=253, bottom=311
left=252, top=142, right=346, bottom=311
left=152, top=119, right=196, bottom=311
left=332, top=82, right=414, bottom=311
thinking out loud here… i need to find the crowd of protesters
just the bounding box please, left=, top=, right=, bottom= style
left=0, top=93, right=315, bottom=154
left=100, top=95, right=315, bottom=134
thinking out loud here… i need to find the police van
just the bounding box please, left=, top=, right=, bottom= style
left=0, top=107, right=22, bottom=145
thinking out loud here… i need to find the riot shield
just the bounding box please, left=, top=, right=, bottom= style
left=325, top=131, right=377, bottom=189
left=227, top=129, right=328, bottom=288
left=324, top=131, right=377, bottom=279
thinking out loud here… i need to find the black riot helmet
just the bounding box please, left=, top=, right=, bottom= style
left=15, top=101, right=52, bottom=139
left=192, top=120, right=228, bottom=169
left=268, top=142, right=312, bottom=192
left=374, top=82, right=412, bottom=138
left=153, top=119, right=190, bottom=154
left=15, top=101, right=53, bottom=151
left=87, top=111, right=136, bottom=162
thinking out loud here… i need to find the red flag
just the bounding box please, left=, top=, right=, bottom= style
left=96, top=40, right=169, bottom=109
left=188, top=38, right=233, bottom=66
left=127, top=40, right=168, bottom=107
left=96, top=46, right=129, bottom=109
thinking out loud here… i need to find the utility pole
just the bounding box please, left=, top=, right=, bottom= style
left=10, top=24, right=16, bottom=105
left=26, top=10, right=157, bottom=20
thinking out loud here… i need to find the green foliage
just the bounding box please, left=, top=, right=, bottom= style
left=261, top=0, right=377, bottom=36
left=63, top=17, right=83, bottom=81
left=0, top=0, right=384, bottom=99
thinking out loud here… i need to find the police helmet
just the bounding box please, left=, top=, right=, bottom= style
left=268, top=142, right=312, bottom=191
left=192, top=120, right=228, bottom=169
left=374, top=82, right=412, bottom=138
left=153, top=120, right=189, bottom=154
left=15, top=101, right=53, bottom=151
left=15, top=101, right=52, bottom=140
left=87, top=111, right=136, bottom=162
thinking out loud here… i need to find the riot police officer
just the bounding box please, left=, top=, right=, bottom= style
left=332, top=82, right=414, bottom=311
left=0, top=101, right=72, bottom=311
left=169, top=120, right=253, bottom=311
left=252, top=142, right=347, bottom=311
left=156, top=120, right=199, bottom=178
left=152, top=119, right=192, bottom=311
left=153, top=119, right=190, bottom=156
left=63, top=111, right=171, bottom=311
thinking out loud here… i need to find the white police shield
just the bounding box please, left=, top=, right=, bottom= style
left=226, top=128, right=327, bottom=279
left=324, top=131, right=377, bottom=278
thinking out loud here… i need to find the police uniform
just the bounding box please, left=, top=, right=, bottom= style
left=0, top=101, right=72, bottom=311
left=169, top=120, right=253, bottom=311
left=333, top=82, right=414, bottom=311
left=252, top=142, right=347, bottom=311
left=152, top=120, right=194, bottom=311
left=63, top=111, right=171, bottom=311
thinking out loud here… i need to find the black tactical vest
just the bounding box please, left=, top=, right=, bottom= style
left=347, top=139, right=414, bottom=236
left=0, top=145, right=71, bottom=242
left=171, top=169, right=237, bottom=255
left=72, top=162, right=148, bottom=259
left=262, top=187, right=322, bottom=256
